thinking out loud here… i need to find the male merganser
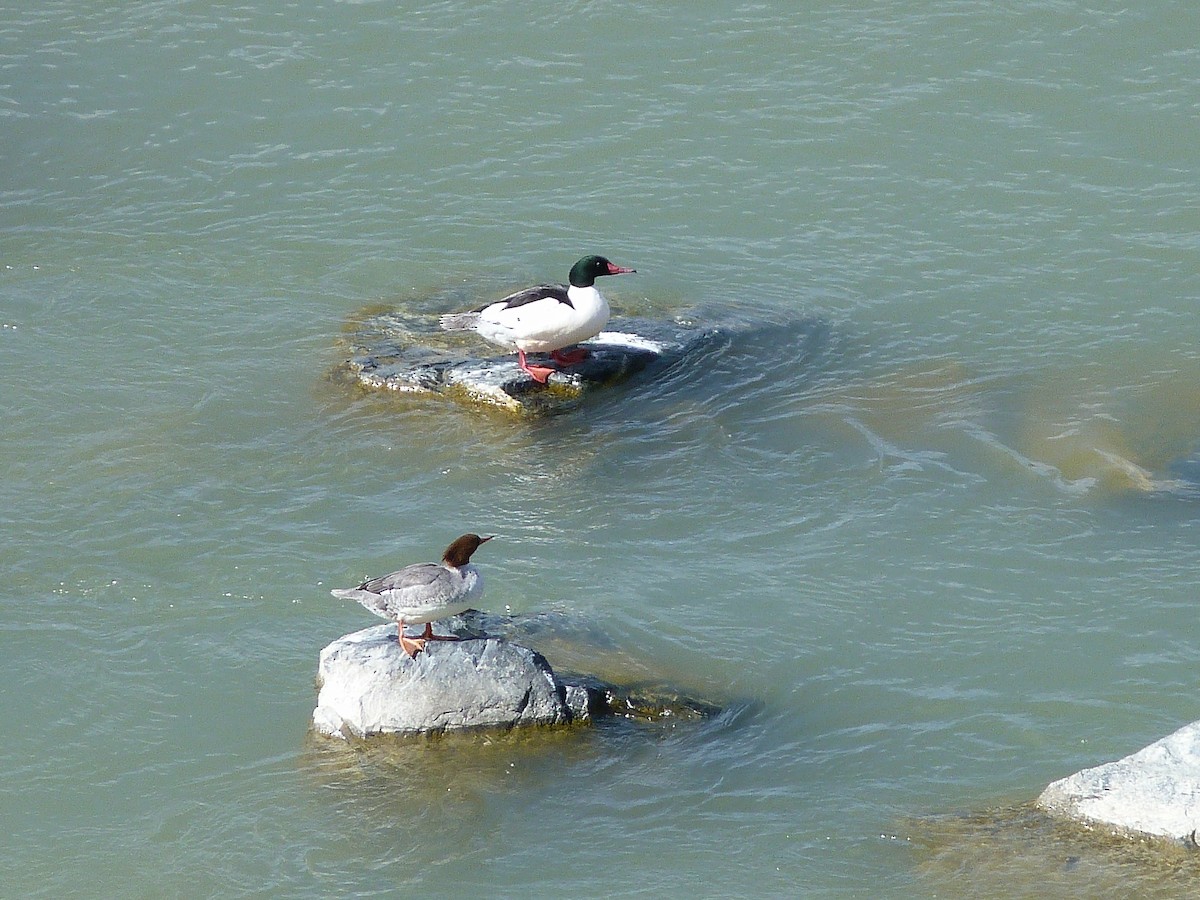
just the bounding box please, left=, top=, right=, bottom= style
left=330, top=533, right=493, bottom=658
left=439, top=255, right=636, bottom=383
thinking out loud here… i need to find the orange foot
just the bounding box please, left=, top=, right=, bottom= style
left=550, top=346, right=589, bottom=366
left=419, top=622, right=460, bottom=643
left=517, top=349, right=557, bottom=384
left=397, top=620, right=426, bottom=657
left=398, top=631, right=426, bottom=658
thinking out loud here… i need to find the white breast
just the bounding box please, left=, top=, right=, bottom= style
left=498, top=285, right=610, bottom=352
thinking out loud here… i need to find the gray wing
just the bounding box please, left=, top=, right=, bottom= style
left=331, top=562, right=467, bottom=619
left=357, top=562, right=446, bottom=594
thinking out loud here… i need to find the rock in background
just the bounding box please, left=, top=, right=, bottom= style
left=1036, top=720, right=1200, bottom=844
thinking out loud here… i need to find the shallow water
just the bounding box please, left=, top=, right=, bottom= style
left=4, top=1, right=1200, bottom=896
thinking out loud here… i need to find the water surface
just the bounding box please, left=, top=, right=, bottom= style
left=3, top=1, right=1200, bottom=896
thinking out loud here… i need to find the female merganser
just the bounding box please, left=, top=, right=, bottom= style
left=330, top=533, right=493, bottom=658
left=439, top=255, right=636, bottom=383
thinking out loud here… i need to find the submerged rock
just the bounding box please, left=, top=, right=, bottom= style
left=313, top=616, right=719, bottom=740
left=1036, top=720, right=1200, bottom=843
left=336, top=309, right=710, bottom=415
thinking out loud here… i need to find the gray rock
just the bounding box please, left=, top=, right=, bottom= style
left=1036, top=720, right=1200, bottom=843
left=313, top=624, right=592, bottom=739
left=336, top=310, right=711, bottom=415
left=312, top=617, right=722, bottom=739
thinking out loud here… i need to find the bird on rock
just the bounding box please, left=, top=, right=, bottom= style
left=331, top=533, right=493, bottom=658
left=439, top=254, right=636, bottom=383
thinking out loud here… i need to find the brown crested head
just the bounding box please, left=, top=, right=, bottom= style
left=442, top=533, right=493, bottom=568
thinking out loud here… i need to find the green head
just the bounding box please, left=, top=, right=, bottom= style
left=568, top=255, right=637, bottom=288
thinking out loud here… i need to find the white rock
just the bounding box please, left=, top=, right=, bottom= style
left=313, top=624, right=572, bottom=739
left=1036, top=720, right=1200, bottom=842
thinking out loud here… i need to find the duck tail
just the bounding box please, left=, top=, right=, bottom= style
left=439, top=311, right=480, bottom=332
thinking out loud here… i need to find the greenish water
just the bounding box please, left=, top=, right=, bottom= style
left=3, top=2, right=1200, bottom=896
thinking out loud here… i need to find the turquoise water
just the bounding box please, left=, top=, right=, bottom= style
left=4, top=1, right=1200, bottom=896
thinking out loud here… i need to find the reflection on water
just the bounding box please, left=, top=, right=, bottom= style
left=304, top=725, right=597, bottom=818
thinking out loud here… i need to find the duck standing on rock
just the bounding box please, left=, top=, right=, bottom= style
left=439, top=255, right=636, bottom=383
left=331, top=533, right=493, bottom=658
